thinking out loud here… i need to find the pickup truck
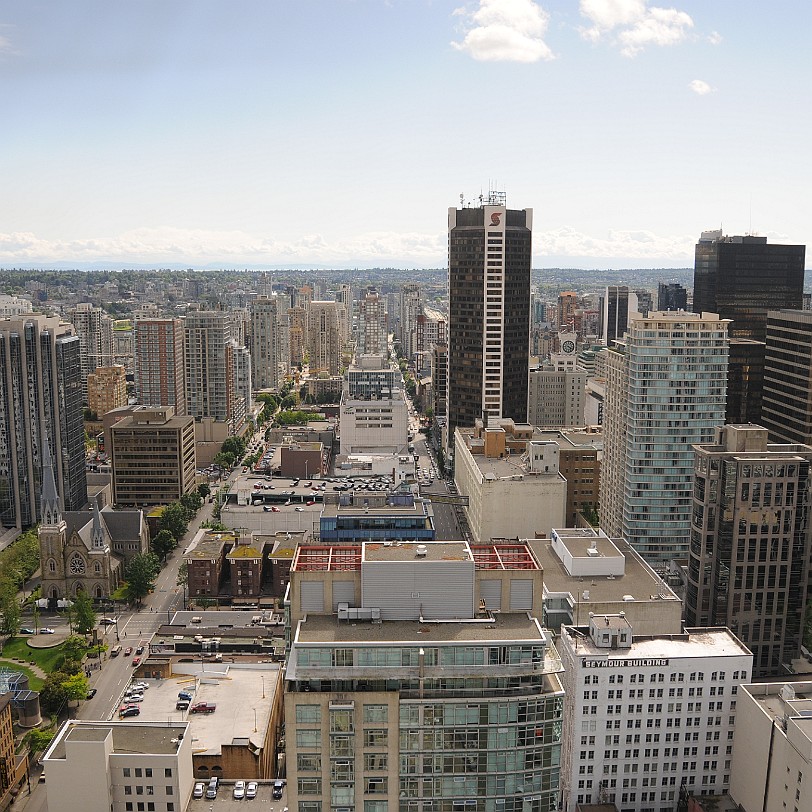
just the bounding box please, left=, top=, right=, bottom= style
left=189, top=702, right=217, bottom=714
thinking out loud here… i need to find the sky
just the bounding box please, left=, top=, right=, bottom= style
left=1, top=0, right=809, bottom=271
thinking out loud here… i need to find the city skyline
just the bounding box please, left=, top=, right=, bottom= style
left=2, top=1, right=810, bottom=270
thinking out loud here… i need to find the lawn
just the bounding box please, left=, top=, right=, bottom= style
left=0, top=636, right=69, bottom=676
left=0, top=660, right=43, bottom=691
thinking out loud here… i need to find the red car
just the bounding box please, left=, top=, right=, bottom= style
left=124, top=646, right=133, bottom=656
left=132, top=657, right=141, bottom=667
left=307, top=500, right=316, bottom=506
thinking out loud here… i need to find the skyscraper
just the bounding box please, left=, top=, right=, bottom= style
left=693, top=231, right=805, bottom=424
left=0, top=315, right=87, bottom=528
left=357, top=287, right=387, bottom=356
left=306, top=301, right=341, bottom=376
left=399, top=283, right=422, bottom=360
left=657, top=281, right=688, bottom=311
left=133, top=317, right=187, bottom=415
left=447, top=194, right=532, bottom=442
left=685, top=424, right=812, bottom=675
left=68, top=303, right=113, bottom=399
left=599, top=286, right=637, bottom=346
left=250, top=296, right=281, bottom=391
left=762, top=309, right=812, bottom=445
left=184, top=310, right=250, bottom=435
left=599, top=311, right=729, bottom=566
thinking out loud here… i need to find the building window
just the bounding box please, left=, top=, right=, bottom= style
left=364, top=729, right=388, bottom=747
left=296, top=705, right=321, bottom=724
left=164, top=769, right=172, bottom=778
left=363, top=704, right=388, bottom=723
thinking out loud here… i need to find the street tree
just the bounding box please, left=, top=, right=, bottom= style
left=221, top=436, right=246, bottom=459
left=124, top=553, right=161, bottom=605
left=151, top=529, right=176, bottom=563
left=159, top=502, right=188, bottom=541
left=72, top=590, right=96, bottom=635
left=197, top=483, right=211, bottom=499
left=0, top=594, right=20, bottom=637
left=62, top=672, right=89, bottom=702
left=180, top=491, right=202, bottom=518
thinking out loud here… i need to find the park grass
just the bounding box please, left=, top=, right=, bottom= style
left=0, top=636, right=70, bottom=675
left=0, top=660, right=44, bottom=691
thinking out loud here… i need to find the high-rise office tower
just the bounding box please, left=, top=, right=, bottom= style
left=556, top=291, right=577, bottom=330
left=133, top=317, right=187, bottom=415
left=431, top=343, right=448, bottom=419
left=399, top=283, right=422, bottom=360
left=335, top=283, right=353, bottom=347
left=447, top=194, right=532, bottom=442
left=250, top=296, right=280, bottom=391
left=694, top=230, right=805, bottom=424
left=685, top=424, right=812, bottom=675
left=599, top=286, right=638, bottom=346
left=306, top=301, right=341, bottom=376
left=68, top=303, right=113, bottom=398
left=184, top=310, right=250, bottom=435
left=288, top=305, right=306, bottom=367
left=762, top=309, right=812, bottom=445
left=357, top=287, right=387, bottom=356
left=599, top=311, right=729, bottom=566
left=657, top=281, right=688, bottom=311
left=0, top=315, right=87, bottom=528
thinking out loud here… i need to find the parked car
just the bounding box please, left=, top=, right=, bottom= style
left=190, top=702, right=217, bottom=714
left=119, top=706, right=140, bottom=718
left=123, top=646, right=133, bottom=655
left=193, top=782, right=206, bottom=799
left=39, top=627, right=55, bottom=634
left=178, top=690, right=193, bottom=701
left=19, top=627, right=35, bottom=635
left=86, top=688, right=97, bottom=699
left=132, top=657, right=141, bottom=667
left=131, top=681, right=149, bottom=691
left=246, top=781, right=258, bottom=799
left=126, top=693, right=144, bottom=703
left=234, top=781, right=246, bottom=800
left=176, top=700, right=190, bottom=711
left=99, top=618, right=116, bottom=625
left=295, top=507, right=304, bottom=512
left=135, top=645, right=144, bottom=655
left=272, top=780, right=285, bottom=800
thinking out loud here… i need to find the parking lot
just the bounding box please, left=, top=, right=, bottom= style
left=187, top=780, right=286, bottom=810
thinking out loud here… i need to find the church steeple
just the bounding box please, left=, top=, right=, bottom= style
left=91, top=498, right=107, bottom=551
left=40, top=429, right=62, bottom=527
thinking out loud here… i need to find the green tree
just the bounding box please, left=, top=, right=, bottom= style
left=39, top=673, right=69, bottom=714
left=180, top=491, right=202, bottom=517
left=72, top=590, right=97, bottom=635
left=124, top=553, right=161, bottom=605
left=159, top=502, right=189, bottom=541
left=197, top=483, right=211, bottom=499
left=221, top=436, right=247, bottom=458
left=151, top=529, right=176, bottom=563
left=26, top=728, right=55, bottom=754
left=0, top=594, right=20, bottom=637
left=213, top=451, right=235, bottom=470
left=61, top=635, right=89, bottom=664
left=62, top=672, right=90, bottom=702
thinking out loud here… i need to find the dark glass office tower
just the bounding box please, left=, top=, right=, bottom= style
left=693, top=230, right=805, bottom=423
left=657, top=282, right=688, bottom=311
left=447, top=195, right=531, bottom=445
left=0, top=315, right=87, bottom=529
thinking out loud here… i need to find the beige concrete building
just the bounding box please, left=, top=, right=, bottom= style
left=87, top=364, right=128, bottom=419
left=307, top=301, right=342, bottom=376
left=730, top=680, right=812, bottom=812
left=42, top=720, right=194, bottom=812
left=110, top=406, right=196, bottom=507
left=454, top=419, right=567, bottom=543
left=530, top=527, right=682, bottom=634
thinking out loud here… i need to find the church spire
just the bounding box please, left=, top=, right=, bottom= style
left=91, top=498, right=106, bottom=550
left=40, top=429, right=62, bottom=527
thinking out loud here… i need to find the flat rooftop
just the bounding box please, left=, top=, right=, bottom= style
left=294, top=611, right=546, bottom=645
left=530, top=536, right=679, bottom=603
left=186, top=530, right=239, bottom=558
left=47, top=721, right=188, bottom=760
left=117, top=667, right=279, bottom=754
left=320, top=497, right=430, bottom=518
left=363, top=540, right=471, bottom=563
left=744, top=682, right=812, bottom=739
left=562, top=626, right=751, bottom=660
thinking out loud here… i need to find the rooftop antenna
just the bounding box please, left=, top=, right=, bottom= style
left=460, top=193, right=464, bottom=209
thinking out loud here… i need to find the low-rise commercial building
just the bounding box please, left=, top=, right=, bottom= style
left=532, top=528, right=682, bottom=635
left=43, top=720, right=194, bottom=812
left=454, top=420, right=567, bottom=543
left=339, top=390, right=409, bottom=455
left=730, top=680, right=812, bottom=812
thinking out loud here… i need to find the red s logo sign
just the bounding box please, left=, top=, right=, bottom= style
left=490, top=213, right=501, bottom=226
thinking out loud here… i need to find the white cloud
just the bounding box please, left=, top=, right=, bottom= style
left=0, top=225, right=700, bottom=268
left=452, top=0, right=555, bottom=63
left=689, top=79, right=715, bottom=95
left=708, top=30, right=722, bottom=45
left=579, top=0, right=694, bottom=56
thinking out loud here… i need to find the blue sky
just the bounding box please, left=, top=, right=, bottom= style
left=1, top=0, right=809, bottom=270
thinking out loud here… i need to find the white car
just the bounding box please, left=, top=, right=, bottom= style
left=193, top=782, right=206, bottom=799
left=246, top=781, right=258, bottom=799
left=234, top=780, right=246, bottom=799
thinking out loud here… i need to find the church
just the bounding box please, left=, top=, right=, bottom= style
left=37, top=436, right=149, bottom=602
